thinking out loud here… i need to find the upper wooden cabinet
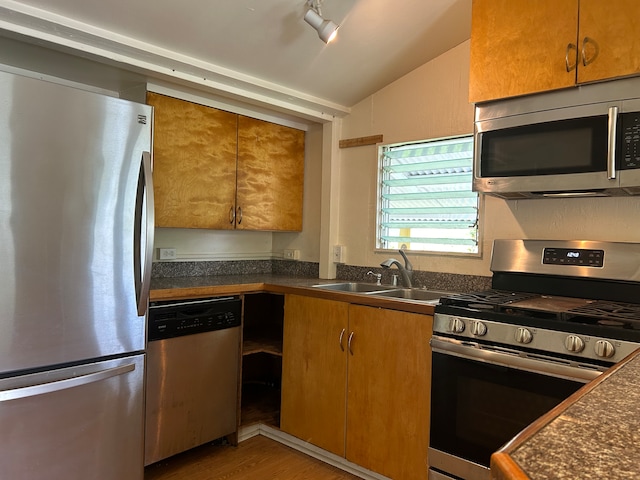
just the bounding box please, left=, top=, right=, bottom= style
left=280, top=294, right=432, bottom=480
left=147, top=92, right=237, bottom=229
left=577, top=0, right=640, bottom=84
left=147, top=92, right=305, bottom=231
left=469, top=0, right=640, bottom=103
left=237, top=116, right=304, bottom=231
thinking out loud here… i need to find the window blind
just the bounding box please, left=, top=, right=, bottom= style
left=378, top=136, right=478, bottom=253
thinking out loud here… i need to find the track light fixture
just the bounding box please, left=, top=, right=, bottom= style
left=304, top=0, right=339, bottom=44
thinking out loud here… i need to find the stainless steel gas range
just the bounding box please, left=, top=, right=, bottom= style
left=428, top=239, right=640, bottom=480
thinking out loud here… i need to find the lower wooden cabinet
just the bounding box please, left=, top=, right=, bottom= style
left=280, top=295, right=349, bottom=455
left=346, top=304, right=432, bottom=480
left=281, top=294, right=432, bottom=480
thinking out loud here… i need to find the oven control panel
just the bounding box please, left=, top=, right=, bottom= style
left=543, top=247, right=604, bottom=267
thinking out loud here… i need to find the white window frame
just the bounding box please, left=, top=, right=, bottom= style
left=375, top=134, right=481, bottom=256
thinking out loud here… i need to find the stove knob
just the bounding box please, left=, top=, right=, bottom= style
left=448, top=317, right=465, bottom=334
left=594, top=340, right=616, bottom=359
left=514, top=327, right=533, bottom=344
left=470, top=321, right=487, bottom=337
left=564, top=335, right=585, bottom=353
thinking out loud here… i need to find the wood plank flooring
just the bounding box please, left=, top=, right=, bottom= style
left=144, top=435, right=361, bottom=480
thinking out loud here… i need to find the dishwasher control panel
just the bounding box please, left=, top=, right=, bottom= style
left=148, top=296, right=242, bottom=341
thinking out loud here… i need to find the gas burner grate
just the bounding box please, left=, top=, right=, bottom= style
left=566, top=301, right=640, bottom=328
left=439, top=289, right=539, bottom=308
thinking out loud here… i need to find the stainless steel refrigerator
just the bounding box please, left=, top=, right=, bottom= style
left=0, top=68, right=154, bottom=479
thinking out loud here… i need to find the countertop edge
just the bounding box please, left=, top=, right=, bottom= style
left=490, top=348, right=640, bottom=479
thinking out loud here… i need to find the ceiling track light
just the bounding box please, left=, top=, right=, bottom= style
left=304, top=0, right=339, bottom=44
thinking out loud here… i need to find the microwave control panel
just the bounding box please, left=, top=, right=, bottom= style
left=621, top=112, right=640, bottom=169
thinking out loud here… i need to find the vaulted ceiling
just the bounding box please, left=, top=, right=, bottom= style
left=0, top=0, right=472, bottom=118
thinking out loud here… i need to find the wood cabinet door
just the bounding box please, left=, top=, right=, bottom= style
left=147, top=93, right=238, bottom=229
left=346, top=305, right=432, bottom=480
left=280, top=295, right=348, bottom=456
left=469, top=0, right=578, bottom=103
left=577, top=0, right=640, bottom=84
left=236, top=116, right=304, bottom=231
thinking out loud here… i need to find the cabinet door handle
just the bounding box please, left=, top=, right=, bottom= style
left=581, top=36, right=599, bottom=66
left=347, top=331, right=355, bottom=356
left=339, top=328, right=346, bottom=351
left=565, top=43, right=577, bottom=72
left=229, top=206, right=236, bottom=224
left=237, top=206, right=243, bottom=225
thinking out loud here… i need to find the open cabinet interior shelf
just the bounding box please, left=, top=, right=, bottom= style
left=240, top=293, right=284, bottom=428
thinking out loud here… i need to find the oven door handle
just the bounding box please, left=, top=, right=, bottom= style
left=430, top=336, right=604, bottom=383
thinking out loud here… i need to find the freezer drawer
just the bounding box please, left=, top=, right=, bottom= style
left=0, top=354, right=145, bottom=480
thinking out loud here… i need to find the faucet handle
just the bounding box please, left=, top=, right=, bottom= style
left=367, top=271, right=382, bottom=285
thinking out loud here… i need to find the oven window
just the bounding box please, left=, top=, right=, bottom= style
left=480, top=116, right=608, bottom=177
left=430, top=351, right=583, bottom=467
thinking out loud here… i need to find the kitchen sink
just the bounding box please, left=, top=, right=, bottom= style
left=311, top=282, right=396, bottom=293
left=371, top=288, right=448, bottom=302
left=311, top=283, right=449, bottom=303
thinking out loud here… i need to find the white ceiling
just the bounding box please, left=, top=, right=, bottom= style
left=0, top=0, right=472, bottom=117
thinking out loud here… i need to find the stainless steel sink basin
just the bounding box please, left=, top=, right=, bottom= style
left=311, top=282, right=396, bottom=293
left=370, top=288, right=448, bottom=302
left=311, top=282, right=449, bottom=303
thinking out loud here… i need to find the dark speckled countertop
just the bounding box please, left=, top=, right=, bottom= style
left=491, top=349, right=640, bottom=480
left=150, top=274, right=449, bottom=315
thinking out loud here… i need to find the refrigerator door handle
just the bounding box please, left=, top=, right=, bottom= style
left=134, top=151, right=155, bottom=316
left=0, top=363, right=136, bottom=402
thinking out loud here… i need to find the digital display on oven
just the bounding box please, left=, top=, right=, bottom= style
left=543, top=248, right=604, bottom=267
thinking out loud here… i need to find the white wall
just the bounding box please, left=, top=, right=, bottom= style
left=336, top=40, right=640, bottom=277
left=151, top=39, right=640, bottom=272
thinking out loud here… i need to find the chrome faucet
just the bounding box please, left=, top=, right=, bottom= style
left=380, top=249, right=413, bottom=288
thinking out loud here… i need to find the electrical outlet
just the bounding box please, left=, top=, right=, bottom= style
left=158, top=248, right=177, bottom=260
left=333, top=245, right=346, bottom=264
left=284, top=249, right=300, bottom=260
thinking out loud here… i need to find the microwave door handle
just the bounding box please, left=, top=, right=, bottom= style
left=607, top=106, right=618, bottom=180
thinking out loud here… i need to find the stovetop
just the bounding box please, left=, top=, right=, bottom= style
left=436, top=289, right=640, bottom=345
left=439, top=289, right=640, bottom=331
left=434, top=289, right=640, bottom=364
left=432, top=240, right=640, bottom=364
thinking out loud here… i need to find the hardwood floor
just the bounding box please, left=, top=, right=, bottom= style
left=144, top=435, right=361, bottom=480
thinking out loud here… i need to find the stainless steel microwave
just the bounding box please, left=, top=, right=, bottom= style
left=474, top=76, right=640, bottom=199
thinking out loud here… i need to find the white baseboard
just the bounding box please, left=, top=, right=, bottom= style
left=238, top=424, right=390, bottom=480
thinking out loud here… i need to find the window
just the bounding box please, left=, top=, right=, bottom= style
left=377, top=135, right=479, bottom=254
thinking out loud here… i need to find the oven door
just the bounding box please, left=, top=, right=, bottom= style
left=428, top=336, right=603, bottom=480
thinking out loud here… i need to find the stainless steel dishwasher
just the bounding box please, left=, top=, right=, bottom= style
left=144, top=296, right=242, bottom=466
